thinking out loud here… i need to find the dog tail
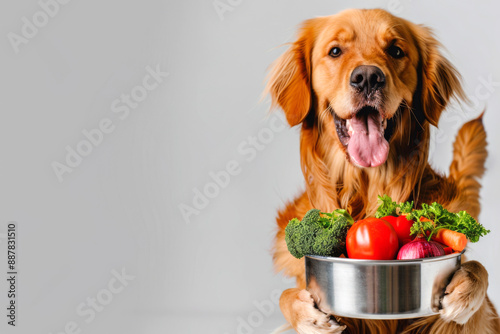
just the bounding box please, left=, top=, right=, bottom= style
left=449, top=112, right=487, bottom=217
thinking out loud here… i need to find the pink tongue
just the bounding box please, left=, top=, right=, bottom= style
left=347, top=113, right=389, bottom=167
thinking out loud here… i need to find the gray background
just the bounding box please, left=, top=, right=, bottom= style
left=1, top=1, right=499, bottom=333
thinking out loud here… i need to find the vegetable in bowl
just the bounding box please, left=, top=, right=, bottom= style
left=284, top=195, right=490, bottom=260
left=345, top=217, right=399, bottom=260
left=375, top=195, right=490, bottom=248
left=397, top=236, right=445, bottom=260
left=285, top=209, right=354, bottom=259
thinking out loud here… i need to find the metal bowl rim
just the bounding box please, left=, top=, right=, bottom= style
left=305, top=249, right=465, bottom=265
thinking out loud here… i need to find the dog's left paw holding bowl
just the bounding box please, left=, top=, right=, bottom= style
left=280, top=288, right=346, bottom=334
left=440, top=260, right=488, bottom=324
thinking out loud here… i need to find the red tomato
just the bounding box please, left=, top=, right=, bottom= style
left=381, top=215, right=398, bottom=225
left=382, top=215, right=413, bottom=247
left=382, top=215, right=413, bottom=246
left=346, top=218, right=399, bottom=260
left=443, top=246, right=453, bottom=255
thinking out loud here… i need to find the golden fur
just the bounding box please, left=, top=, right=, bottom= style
left=266, top=9, right=500, bottom=334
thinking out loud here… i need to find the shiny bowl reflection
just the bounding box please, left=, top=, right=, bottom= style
left=305, top=251, right=464, bottom=319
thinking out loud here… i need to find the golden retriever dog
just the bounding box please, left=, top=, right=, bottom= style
left=266, top=8, right=500, bottom=334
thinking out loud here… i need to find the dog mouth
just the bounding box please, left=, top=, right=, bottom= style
left=334, top=106, right=395, bottom=167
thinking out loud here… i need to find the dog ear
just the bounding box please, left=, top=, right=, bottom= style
left=413, top=25, right=466, bottom=127
left=265, top=19, right=320, bottom=127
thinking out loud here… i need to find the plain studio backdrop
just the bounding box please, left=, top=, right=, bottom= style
left=1, top=1, right=499, bottom=333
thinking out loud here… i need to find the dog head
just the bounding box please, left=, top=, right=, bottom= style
left=266, top=9, right=464, bottom=168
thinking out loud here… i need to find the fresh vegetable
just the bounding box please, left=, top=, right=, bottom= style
left=375, top=194, right=413, bottom=218
left=430, top=228, right=467, bottom=252
left=285, top=209, right=354, bottom=259
left=382, top=215, right=413, bottom=247
left=376, top=195, right=490, bottom=244
left=346, top=218, right=399, bottom=260
left=284, top=196, right=489, bottom=261
left=381, top=215, right=398, bottom=225
left=397, top=236, right=445, bottom=260
left=408, top=202, right=489, bottom=242
left=443, top=246, right=453, bottom=255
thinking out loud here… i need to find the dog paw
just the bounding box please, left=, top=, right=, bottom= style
left=291, top=290, right=345, bottom=334
left=440, top=261, right=488, bottom=324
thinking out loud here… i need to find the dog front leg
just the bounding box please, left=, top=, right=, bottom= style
left=279, top=288, right=345, bottom=334
left=439, top=261, right=499, bottom=329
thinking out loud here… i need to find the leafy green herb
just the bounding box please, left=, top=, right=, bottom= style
left=375, top=195, right=398, bottom=218
left=399, top=201, right=414, bottom=214
left=375, top=195, right=414, bottom=218
left=407, top=202, right=490, bottom=242
left=319, top=209, right=355, bottom=227
left=409, top=216, right=436, bottom=240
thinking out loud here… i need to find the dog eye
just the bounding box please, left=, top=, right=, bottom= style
left=388, top=45, right=405, bottom=59
left=329, top=47, right=342, bottom=57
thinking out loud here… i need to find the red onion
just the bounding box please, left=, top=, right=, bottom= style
left=397, top=236, right=445, bottom=260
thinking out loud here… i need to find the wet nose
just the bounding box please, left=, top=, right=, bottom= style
left=350, top=65, right=386, bottom=94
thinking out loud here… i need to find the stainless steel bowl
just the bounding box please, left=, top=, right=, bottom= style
left=305, top=251, right=464, bottom=319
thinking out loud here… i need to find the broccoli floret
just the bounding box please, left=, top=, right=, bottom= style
left=285, top=210, right=323, bottom=258
left=312, top=227, right=342, bottom=257
left=284, top=218, right=303, bottom=258
left=302, top=208, right=321, bottom=224
left=285, top=209, right=353, bottom=259
left=312, top=216, right=351, bottom=257
left=296, top=209, right=323, bottom=255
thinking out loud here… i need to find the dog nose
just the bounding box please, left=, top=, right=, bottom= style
left=350, top=65, right=386, bottom=93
